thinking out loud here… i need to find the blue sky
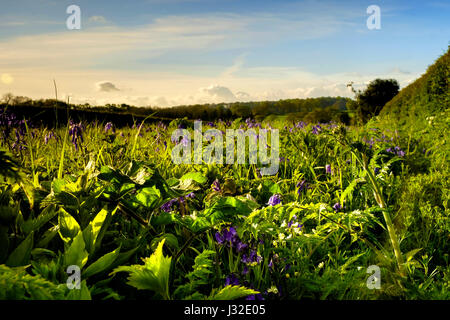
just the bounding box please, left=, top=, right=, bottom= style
left=0, top=0, right=448, bottom=106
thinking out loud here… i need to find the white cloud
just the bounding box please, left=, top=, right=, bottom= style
left=96, top=81, right=120, bottom=92
left=199, top=84, right=236, bottom=102
left=88, top=16, right=108, bottom=24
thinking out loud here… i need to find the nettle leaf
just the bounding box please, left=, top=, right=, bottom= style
left=111, top=239, right=172, bottom=299
left=208, top=285, right=259, bottom=300
left=58, top=208, right=80, bottom=243
left=63, top=231, right=88, bottom=269
left=83, top=247, right=121, bottom=278
left=6, top=231, right=34, bottom=267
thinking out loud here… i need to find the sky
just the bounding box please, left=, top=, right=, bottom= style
left=0, top=0, right=449, bottom=107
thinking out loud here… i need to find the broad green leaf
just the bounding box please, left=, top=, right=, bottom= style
left=180, top=172, right=208, bottom=184
left=22, top=204, right=58, bottom=234
left=135, top=186, right=161, bottom=208
left=209, top=285, right=259, bottom=300
left=83, top=207, right=108, bottom=255
left=6, top=231, right=34, bottom=267
left=83, top=247, right=120, bottom=278
left=64, top=231, right=88, bottom=269
left=58, top=208, right=80, bottom=243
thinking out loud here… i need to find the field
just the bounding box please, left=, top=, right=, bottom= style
left=0, top=106, right=448, bottom=300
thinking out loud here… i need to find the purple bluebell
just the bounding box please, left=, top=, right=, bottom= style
left=161, top=198, right=178, bottom=212
left=104, top=122, right=115, bottom=133
left=212, top=179, right=221, bottom=192
left=268, top=194, right=282, bottom=206
left=325, top=164, right=332, bottom=174
left=225, top=274, right=239, bottom=286
left=333, top=202, right=342, bottom=212
left=296, top=180, right=309, bottom=196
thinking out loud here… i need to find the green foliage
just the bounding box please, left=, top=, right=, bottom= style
left=111, top=239, right=172, bottom=299
left=348, top=79, right=400, bottom=123
left=0, top=264, right=66, bottom=300
left=208, top=285, right=259, bottom=300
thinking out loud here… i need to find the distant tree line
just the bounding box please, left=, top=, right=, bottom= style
left=1, top=79, right=400, bottom=127
left=0, top=94, right=352, bottom=127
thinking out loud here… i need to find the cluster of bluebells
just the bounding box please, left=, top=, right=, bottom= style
left=311, top=124, right=322, bottom=135
left=160, top=192, right=195, bottom=212
left=333, top=202, right=343, bottom=212
left=295, top=121, right=306, bottom=129
left=215, top=227, right=263, bottom=267
left=281, top=215, right=303, bottom=233
left=267, top=194, right=282, bottom=206
left=386, top=146, right=405, bottom=157
left=44, top=131, right=56, bottom=144
left=296, top=180, right=310, bottom=196
left=104, top=122, right=115, bottom=133
left=244, top=118, right=261, bottom=129
left=68, top=121, right=84, bottom=151
left=11, top=120, right=28, bottom=151
left=212, top=179, right=221, bottom=192
left=215, top=227, right=248, bottom=252
left=217, top=119, right=232, bottom=127
left=171, top=134, right=189, bottom=147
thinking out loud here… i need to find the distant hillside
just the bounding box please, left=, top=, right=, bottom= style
left=380, top=46, right=449, bottom=121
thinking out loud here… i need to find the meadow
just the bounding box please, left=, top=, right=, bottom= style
left=0, top=104, right=448, bottom=300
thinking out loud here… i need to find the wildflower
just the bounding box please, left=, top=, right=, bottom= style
left=242, top=266, right=249, bottom=275
left=225, top=274, right=239, bottom=286
left=44, top=131, right=55, bottom=144
left=296, top=180, right=309, bottom=196
left=374, top=167, right=380, bottom=175
left=333, top=202, right=342, bottom=212
left=325, top=164, right=332, bottom=174
left=267, top=194, right=282, bottom=206
left=311, top=124, right=321, bottom=135
left=186, top=192, right=195, bottom=198
left=68, top=121, right=84, bottom=151
left=295, top=121, right=306, bottom=129
left=160, top=199, right=178, bottom=212
left=104, top=122, right=115, bottom=133
left=215, top=231, right=225, bottom=245
left=212, top=179, right=221, bottom=192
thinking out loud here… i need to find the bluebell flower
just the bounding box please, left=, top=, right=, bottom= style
left=333, top=202, right=342, bottom=212
left=325, top=164, right=332, bottom=174
left=104, top=122, right=115, bottom=133
left=212, top=179, right=221, bottom=192
left=225, top=274, right=239, bottom=286
left=160, top=198, right=178, bottom=212
left=296, top=180, right=309, bottom=196
left=268, top=194, right=282, bottom=206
